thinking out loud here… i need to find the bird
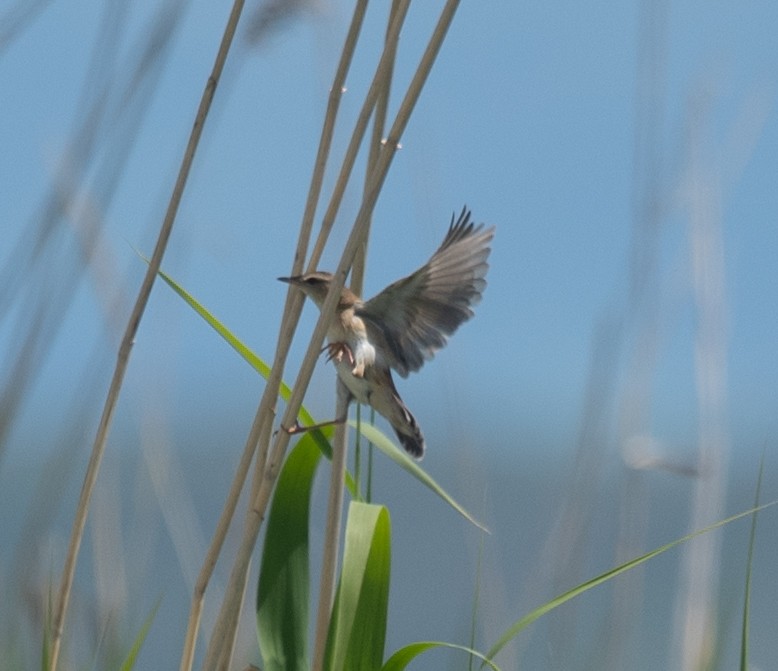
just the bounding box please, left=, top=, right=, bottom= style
left=278, top=206, right=494, bottom=459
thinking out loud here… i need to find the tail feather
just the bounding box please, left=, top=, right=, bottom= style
left=392, top=405, right=426, bottom=459
left=396, top=429, right=425, bottom=459
left=364, top=365, right=427, bottom=459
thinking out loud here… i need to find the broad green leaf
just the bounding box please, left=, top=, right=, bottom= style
left=381, top=641, right=500, bottom=671
left=485, top=499, right=778, bottom=664
left=325, top=503, right=391, bottom=671
left=257, top=433, right=325, bottom=671
left=351, top=422, right=488, bottom=532
left=119, top=598, right=162, bottom=671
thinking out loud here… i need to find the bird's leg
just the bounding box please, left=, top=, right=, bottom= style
left=322, top=341, right=355, bottom=367
left=321, top=341, right=368, bottom=378
left=282, top=377, right=353, bottom=436
left=284, top=415, right=348, bottom=435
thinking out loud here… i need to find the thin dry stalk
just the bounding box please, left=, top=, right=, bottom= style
left=311, top=4, right=405, bottom=663
left=352, top=0, right=402, bottom=293
left=311, top=382, right=351, bottom=671
left=179, top=5, right=369, bottom=670
left=307, top=0, right=411, bottom=272
left=202, top=2, right=461, bottom=665
left=183, top=20, right=405, bottom=654
left=199, top=2, right=405, bottom=664
left=47, top=1, right=247, bottom=669
left=178, top=412, right=274, bottom=671
left=277, top=0, right=371, bottom=288
left=249, top=0, right=371, bottom=500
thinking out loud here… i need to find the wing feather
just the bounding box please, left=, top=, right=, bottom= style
left=357, top=207, right=494, bottom=377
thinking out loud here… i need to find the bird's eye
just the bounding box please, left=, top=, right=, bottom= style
left=304, top=278, right=317, bottom=285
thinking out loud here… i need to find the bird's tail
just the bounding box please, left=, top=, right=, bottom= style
left=365, top=366, right=426, bottom=459
left=392, top=400, right=426, bottom=459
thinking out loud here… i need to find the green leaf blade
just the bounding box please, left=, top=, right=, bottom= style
left=119, top=598, right=162, bottom=671
left=352, top=422, right=488, bottom=532
left=256, top=434, right=323, bottom=671
left=325, top=502, right=391, bottom=671
left=381, top=641, right=501, bottom=671
left=484, top=499, right=778, bottom=664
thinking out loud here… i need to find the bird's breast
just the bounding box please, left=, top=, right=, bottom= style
left=329, top=310, right=376, bottom=372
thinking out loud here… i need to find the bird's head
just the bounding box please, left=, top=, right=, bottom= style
left=278, top=271, right=341, bottom=308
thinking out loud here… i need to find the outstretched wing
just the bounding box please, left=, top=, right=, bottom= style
left=357, top=207, right=494, bottom=377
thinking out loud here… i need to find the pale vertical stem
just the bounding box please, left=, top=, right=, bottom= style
left=179, top=413, right=273, bottom=671
left=351, top=0, right=402, bottom=294
left=202, top=454, right=285, bottom=670
left=180, top=5, right=369, bottom=668
left=215, top=574, right=249, bottom=671
left=350, top=0, right=402, bottom=514
left=244, top=1, right=368, bottom=507
left=311, top=381, right=351, bottom=671
left=675, top=92, right=730, bottom=671
left=48, top=1, right=246, bottom=669
left=283, top=0, right=370, bottom=286
left=203, top=1, right=461, bottom=666
left=306, top=0, right=411, bottom=272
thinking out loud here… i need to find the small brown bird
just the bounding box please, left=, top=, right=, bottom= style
left=279, top=207, right=494, bottom=458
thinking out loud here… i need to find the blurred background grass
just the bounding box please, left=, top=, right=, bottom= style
left=2, top=1, right=778, bottom=669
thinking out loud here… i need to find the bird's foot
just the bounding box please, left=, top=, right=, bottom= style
left=282, top=416, right=347, bottom=436
left=283, top=420, right=306, bottom=435
left=322, top=341, right=355, bottom=367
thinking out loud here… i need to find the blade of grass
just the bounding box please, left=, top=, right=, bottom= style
left=739, top=451, right=766, bottom=671
left=119, top=598, right=162, bottom=671
left=484, top=499, right=778, bottom=663
left=153, top=266, right=290, bottom=408
left=382, top=642, right=501, bottom=671
left=152, top=264, right=363, bottom=492
left=353, top=422, right=488, bottom=532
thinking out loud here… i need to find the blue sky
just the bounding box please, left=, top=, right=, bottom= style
left=2, top=0, right=778, bottom=470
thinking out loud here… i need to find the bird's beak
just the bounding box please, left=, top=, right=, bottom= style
left=277, top=276, right=297, bottom=284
